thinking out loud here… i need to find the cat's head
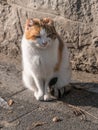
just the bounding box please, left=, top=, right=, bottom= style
left=24, top=18, right=57, bottom=48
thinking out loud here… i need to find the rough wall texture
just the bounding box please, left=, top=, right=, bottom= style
left=0, top=0, right=98, bottom=73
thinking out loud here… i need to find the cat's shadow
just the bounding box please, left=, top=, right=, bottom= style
left=60, top=82, right=98, bottom=108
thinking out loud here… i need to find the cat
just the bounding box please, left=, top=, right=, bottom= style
left=21, top=18, right=72, bottom=101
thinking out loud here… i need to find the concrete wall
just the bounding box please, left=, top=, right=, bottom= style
left=0, top=0, right=98, bottom=73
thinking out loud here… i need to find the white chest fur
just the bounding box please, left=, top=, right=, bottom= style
left=21, top=35, right=71, bottom=101
left=21, top=37, right=59, bottom=80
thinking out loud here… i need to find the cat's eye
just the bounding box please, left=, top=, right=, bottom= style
left=47, top=33, right=57, bottom=39
left=35, top=35, right=41, bottom=38
left=47, top=33, right=56, bottom=38
left=47, top=34, right=52, bottom=37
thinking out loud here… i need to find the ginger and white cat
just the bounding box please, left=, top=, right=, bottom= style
left=21, top=18, right=71, bottom=101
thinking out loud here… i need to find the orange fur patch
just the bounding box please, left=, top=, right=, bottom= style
left=54, top=35, right=64, bottom=72
left=25, top=25, right=41, bottom=40
left=25, top=18, right=41, bottom=40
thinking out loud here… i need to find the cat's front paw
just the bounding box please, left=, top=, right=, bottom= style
left=34, top=92, right=44, bottom=101
left=44, top=94, right=57, bottom=101
left=51, top=85, right=71, bottom=99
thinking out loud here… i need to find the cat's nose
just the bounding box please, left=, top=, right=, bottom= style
left=42, top=42, right=47, bottom=46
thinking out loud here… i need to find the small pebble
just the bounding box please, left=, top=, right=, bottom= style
left=52, top=117, right=61, bottom=122
left=8, top=99, right=14, bottom=106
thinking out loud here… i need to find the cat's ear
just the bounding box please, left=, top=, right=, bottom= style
left=25, top=19, right=33, bottom=30
left=25, top=18, right=41, bottom=30
left=43, top=18, right=54, bottom=26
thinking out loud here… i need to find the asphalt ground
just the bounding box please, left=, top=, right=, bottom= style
left=0, top=60, right=98, bottom=130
